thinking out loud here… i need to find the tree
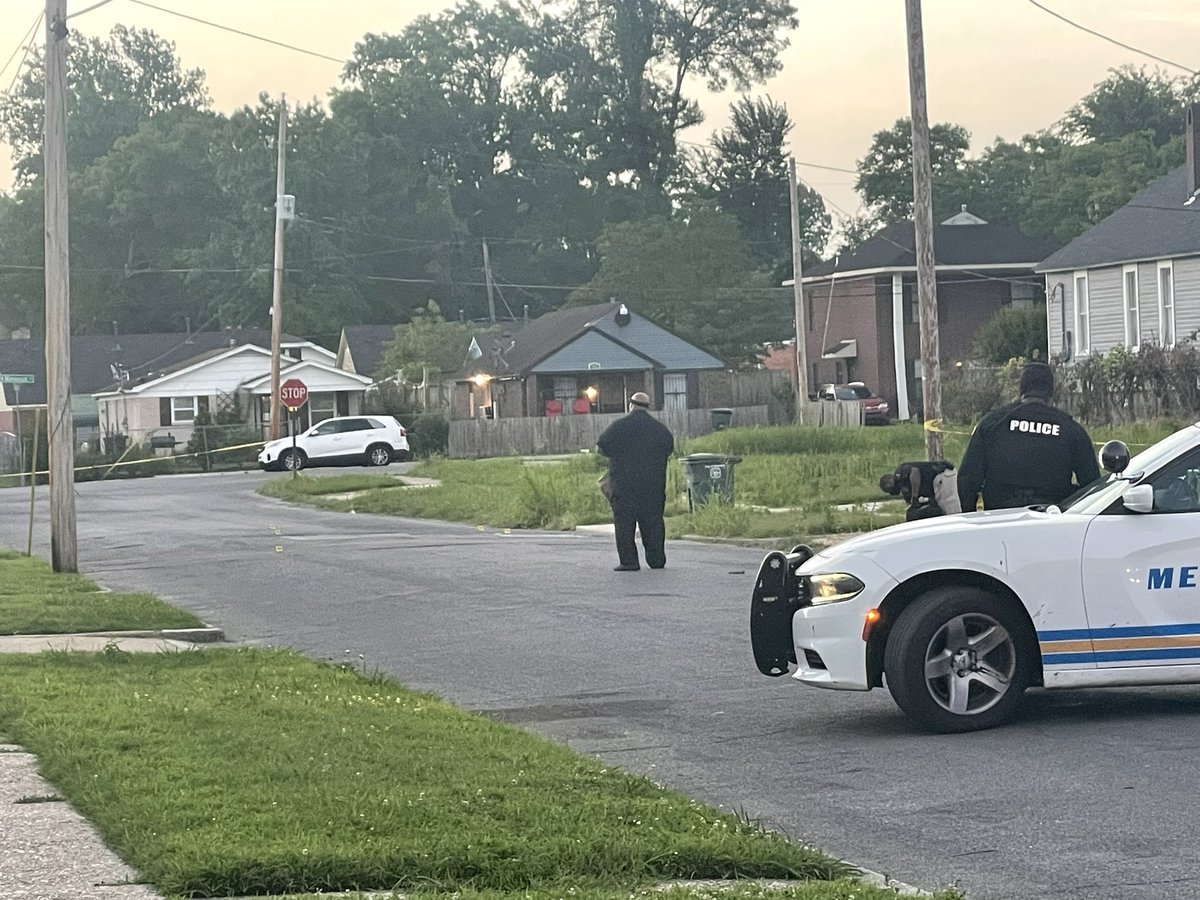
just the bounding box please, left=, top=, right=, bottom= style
left=853, top=118, right=971, bottom=225
left=376, top=301, right=501, bottom=381
left=0, top=25, right=209, bottom=184
left=568, top=209, right=784, bottom=364
left=1060, top=66, right=1200, bottom=148
left=691, top=96, right=831, bottom=274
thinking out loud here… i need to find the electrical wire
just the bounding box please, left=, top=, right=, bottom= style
left=124, top=0, right=346, bottom=64
left=69, top=0, right=119, bottom=19
left=1025, top=0, right=1198, bottom=75
left=2, top=9, right=43, bottom=95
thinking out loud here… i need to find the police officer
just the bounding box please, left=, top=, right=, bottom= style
left=957, top=361, right=1100, bottom=511
left=596, top=391, right=675, bottom=571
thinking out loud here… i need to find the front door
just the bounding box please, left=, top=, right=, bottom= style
left=1081, top=447, right=1200, bottom=668
left=663, top=373, right=687, bottom=414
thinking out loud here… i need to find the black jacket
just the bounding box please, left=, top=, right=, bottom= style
left=596, top=408, right=675, bottom=498
left=957, top=398, right=1100, bottom=511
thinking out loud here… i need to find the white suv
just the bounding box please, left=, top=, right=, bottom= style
left=258, top=415, right=412, bottom=472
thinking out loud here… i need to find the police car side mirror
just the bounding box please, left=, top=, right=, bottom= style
left=1100, top=440, right=1130, bottom=474
left=1122, top=484, right=1154, bottom=514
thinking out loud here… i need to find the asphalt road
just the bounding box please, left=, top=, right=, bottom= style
left=3, top=471, right=1200, bottom=900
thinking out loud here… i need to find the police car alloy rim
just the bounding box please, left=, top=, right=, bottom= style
left=923, top=612, right=1016, bottom=716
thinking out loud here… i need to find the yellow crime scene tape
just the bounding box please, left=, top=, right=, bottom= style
left=0, top=440, right=265, bottom=482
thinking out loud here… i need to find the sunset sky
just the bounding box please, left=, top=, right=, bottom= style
left=1, top=0, right=1198, bottom=220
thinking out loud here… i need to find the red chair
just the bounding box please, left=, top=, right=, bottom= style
left=545, top=399, right=563, bottom=417
left=572, top=397, right=591, bottom=415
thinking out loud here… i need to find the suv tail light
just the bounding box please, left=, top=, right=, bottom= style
left=398, top=426, right=407, bottom=436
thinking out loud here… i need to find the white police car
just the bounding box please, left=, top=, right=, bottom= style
left=750, top=421, right=1200, bottom=733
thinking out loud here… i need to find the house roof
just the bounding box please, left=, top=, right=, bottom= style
left=805, top=220, right=1057, bottom=279
left=1037, top=165, right=1200, bottom=272
left=338, top=325, right=397, bottom=377
left=0, top=330, right=323, bottom=406
left=243, top=358, right=373, bottom=394
left=461, top=301, right=724, bottom=378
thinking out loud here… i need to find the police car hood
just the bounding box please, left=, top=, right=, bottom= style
left=811, top=507, right=1050, bottom=569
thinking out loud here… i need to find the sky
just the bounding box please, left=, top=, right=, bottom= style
left=0, top=0, right=1198, bottom=223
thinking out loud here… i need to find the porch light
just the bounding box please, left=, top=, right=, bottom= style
left=472, top=373, right=491, bottom=386
left=584, top=386, right=599, bottom=403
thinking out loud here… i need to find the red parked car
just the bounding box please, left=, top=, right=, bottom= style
left=816, top=382, right=890, bottom=425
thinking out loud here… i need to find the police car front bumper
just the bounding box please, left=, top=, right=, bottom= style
left=751, top=548, right=896, bottom=692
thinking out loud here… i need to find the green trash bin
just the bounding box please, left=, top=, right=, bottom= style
left=681, top=453, right=742, bottom=510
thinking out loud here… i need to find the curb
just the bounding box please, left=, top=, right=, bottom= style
left=11, top=626, right=227, bottom=643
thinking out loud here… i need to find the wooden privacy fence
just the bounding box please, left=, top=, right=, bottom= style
left=800, top=400, right=865, bottom=428
left=449, top=406, right=771, bottom=459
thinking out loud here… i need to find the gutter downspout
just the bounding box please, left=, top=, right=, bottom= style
left=892, top=274, right=911, bottom=421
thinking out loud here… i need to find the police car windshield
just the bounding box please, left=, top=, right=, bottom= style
left=1061, top=423, right=1200, bottom=514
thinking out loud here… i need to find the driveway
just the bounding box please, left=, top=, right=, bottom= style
left=2, top=471, right=1199, bottom=900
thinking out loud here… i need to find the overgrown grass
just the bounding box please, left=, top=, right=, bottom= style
left=0, top=648, right=862, bottom=897
left=258, top=421, right=1184, bottom=539
left=0, top=551, right=202, bottom=634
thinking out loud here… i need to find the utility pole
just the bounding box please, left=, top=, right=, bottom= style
left=44, top=0, right=77, bottom=572
left=904, top=0, right=943, bottom=461
left=481, top=239, right=497, bottom=323
left=269, top=95, right=288, bottom=441
left=787, top=158, right=810, bottom=424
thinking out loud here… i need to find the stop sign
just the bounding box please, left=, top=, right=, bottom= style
left=280, top=378, right=308, bottom=412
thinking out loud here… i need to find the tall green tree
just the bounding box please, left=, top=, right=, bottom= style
left=568, top=209, right=784, bottom=364
left=377, top=301, right=502, bottom=381
left=1060, top=65, right=1199, bottom=148
left=0, top=25, right=209, bottom=184
left=692, top=96, right=831, bottom=275
left=852, top=118, right=972, bottom=226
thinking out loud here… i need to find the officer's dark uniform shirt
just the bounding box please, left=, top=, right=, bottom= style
left=596, top=408, right=674, bottom=500
left=957, top=399, right=1100, bottom=511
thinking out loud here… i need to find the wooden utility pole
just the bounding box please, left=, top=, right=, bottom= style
left=44, top=0, right=77, bottom=572
left=787, top=158, right=810, bottom=424
left=904, top=0, right=943, bottom=461
left=481, top=239, right=497, bottom=323
left=269, top=95, right=288, bottom=441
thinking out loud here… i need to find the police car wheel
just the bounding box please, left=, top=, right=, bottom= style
left=884, top=586, right=1033, bottom=733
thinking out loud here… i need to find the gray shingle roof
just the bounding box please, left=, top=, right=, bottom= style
left=0, top=330, right=313, bottom=406
left=806, top=221, right=1056, bottom=278
left=339, top=325, right=397, bottom=378
left=1037, top=166, right=1200, bottom=272
left=462, top=302, right=723, bottom=377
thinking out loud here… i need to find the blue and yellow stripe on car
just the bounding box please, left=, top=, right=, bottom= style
left=1039, top=624, right=1200, bottom=666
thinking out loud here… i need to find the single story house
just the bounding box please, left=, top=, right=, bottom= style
left=452, top=301, right=725, bottom=420
left=93, top=343, right=370, bottom=448
left=792, top=208, right=1056, bottom=420
left=0, top=330, right=345, bottom=455
left=1037, top=105, right=1200, bottom=357
left=336, top=325, right=396, bottom=378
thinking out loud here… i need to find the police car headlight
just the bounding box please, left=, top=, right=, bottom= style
left=806, top=573, right=866, bottom=605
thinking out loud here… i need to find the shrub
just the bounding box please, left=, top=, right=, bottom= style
left=971, top=305, right=1049, bottom=365
left=408, top=412, right=449, bottom=458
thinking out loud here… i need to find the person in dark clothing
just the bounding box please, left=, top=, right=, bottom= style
left=958, top=362, right=1100, bottom=511
left=596, top=391, right=675, bottom=571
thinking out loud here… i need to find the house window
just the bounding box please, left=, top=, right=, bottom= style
left=1010, top=281, right=1038, bottom=308
left=1073, top=272, right=1090, bottom=354
left=903, top=281, right=918, bottom=323
left=806, top=290, right=817, bottom=332
left=1158, top=261, right=1175, bottom=347
left=663, top=373, right=687, bottom=413
left=309, top=391, right=337, bottom=424
left=1123, top=264, right=1140, bottom=348
left=160, top=396, right=208, bottom=426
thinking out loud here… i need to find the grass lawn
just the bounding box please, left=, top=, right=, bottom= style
left=0, top=551, right=203, bottom=635
left=259, top=420, right=1183, bottom=543
left=247, top=884, right=956, bottom=900
left=0, top=647, right=961, bottom=899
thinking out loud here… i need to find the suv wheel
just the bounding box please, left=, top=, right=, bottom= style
left=366, top=444, right=392, bottom=467
left=281, top=449, right=306, bottom=472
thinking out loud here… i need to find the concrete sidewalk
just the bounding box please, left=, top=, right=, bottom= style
left=0, top=629, right=222, bottom=900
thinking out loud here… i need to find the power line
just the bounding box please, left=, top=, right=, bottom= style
left=69, top=0, right=119, bottom=19
left=2, top=9, right=43, bottom=95
left=1025, top=0, right=1198, bottom=75
left=124, top=0, right=346, bottom=64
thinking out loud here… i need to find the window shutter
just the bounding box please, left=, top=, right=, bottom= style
left=160, top=398, right=171, bottom=426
